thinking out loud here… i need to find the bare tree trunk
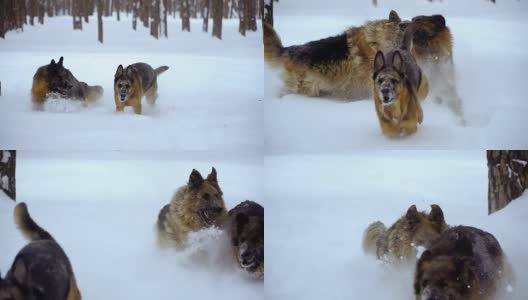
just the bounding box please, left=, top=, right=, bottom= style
left=180, top=0, right=190, bottom=31
left=263, top=0, right=272, bottom=26
left=0, top=150, right=16, bottom=201
left=202, top=0, right=210, bottom=32
left=132, top=0, right=138, bottom=30
left=98, top=0, right=104, bottom=42
left=238, top=0, right=245, bottom=36
left=116, top=0, right=121, bottom=21
left=247, top=0, right=256, bottom=31
left=212, top=0, right=222, bottom=39
left=150, top=0, right=160, bottom=38
left=488, top=150, right=528, bottom=214
left=162, top=0, right=168, bottom=37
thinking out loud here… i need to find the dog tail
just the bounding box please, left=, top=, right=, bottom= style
left=263, top=23, right=285, bottom=67
left=362, top=221, right=386, bottom=256
left=154, top=66, right=169, bottom=76
left=14, top=202, right=54, bottom=242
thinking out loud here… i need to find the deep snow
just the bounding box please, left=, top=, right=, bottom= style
left=265, top=0, right=528, bottom=152
left=265, top=151, right=528, bottom=299
left=0, top=16, right=263, bottom=153
left=0, top=151, right=263, bottom=299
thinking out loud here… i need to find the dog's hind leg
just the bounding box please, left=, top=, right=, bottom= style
left=145, top=81, right=158, bottom=106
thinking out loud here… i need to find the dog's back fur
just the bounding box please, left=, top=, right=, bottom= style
left=363, top=204, right=448, bottom=266
left=415, top=226, right=514, bottom=300
left=0, top=203, right=81, bottom=300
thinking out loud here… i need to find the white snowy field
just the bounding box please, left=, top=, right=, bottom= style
left=0, top=151, right=264, bottom=299
left=265, top=0, right=528, bottom=152
left=266, top=151, right=528, bottom=299
left=0, top=16, right=262, bottom=152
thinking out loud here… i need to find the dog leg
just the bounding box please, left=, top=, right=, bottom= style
left=115, top=102, right=125, bottom=112
left=145, top=82, right=158, bottom=106
left=133, top=104, right=142, bottom=115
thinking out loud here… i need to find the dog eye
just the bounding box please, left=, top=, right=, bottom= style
left=422, top=280, right=429, bottom=287
left=377, top=79, right=383, bottom=85
left=391, top=79, right=398, bottom=84
left=203, top=193, right=210, bottom=200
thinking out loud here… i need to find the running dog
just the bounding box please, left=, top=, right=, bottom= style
left=113, top=63, right=169, bottom=114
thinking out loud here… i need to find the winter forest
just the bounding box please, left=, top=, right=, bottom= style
left=0, top=0, right=264, bottom=41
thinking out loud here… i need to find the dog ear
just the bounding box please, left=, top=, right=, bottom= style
left=373, top=51, right=385, bottom=74
left=391, top=51, right=403, bottom=73
left=432, top=15, right=446, bottom=28
left=405, top=204, right=420, bottom=223
left=188, top=169, right=204, bottom=189
left=50, top=59, right=56, bottom=66
left=389, top=10, right=401, bottom=23
left=429, top=204, right=445, bottom=226
left=13, top=258, right=27, bottom=285
left=115, top=65, right=124, bottom=77
left=206, top=167, right=217, bottom=183
left=236, top=212, right=249, bottom=226
left=58, top=56, right=64, bottom=67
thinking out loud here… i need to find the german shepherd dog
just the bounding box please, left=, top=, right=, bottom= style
left=31, top=57, right=103, bottom=108
left=226, top=200, right=264, bottom=279
left=0, top=203, right=81, bottom=300
left=157, top=168, right=227, bottom=247
left=415, top=226, right=514, bottom=300
left=264, top=10, right=405, bottom=99
left=408, top=14, right=463, bottom=120
left=113, top=63, right=169, bottom=114
left=363, top=204, right=448, bottom=266
left=372, top=23, right=429, bottom=137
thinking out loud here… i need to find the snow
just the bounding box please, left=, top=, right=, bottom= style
left=0, top=151, right=264, bottom=299
left=265, top=0, right=528, bottom=152
left=0, top=16, right=263, bottom=153
left=266, top=151, right=528, bottom=300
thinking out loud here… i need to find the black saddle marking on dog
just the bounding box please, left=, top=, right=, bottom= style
left=286, top=33, right=349, bottom=66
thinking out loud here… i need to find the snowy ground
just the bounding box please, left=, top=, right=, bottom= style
left=265, top=0, right=528, bottom=152
left=265, top=151, right=528, bottom=299
left=0, top=16, right=262, bottom=153
left=0, top=151, right=264, bottom=299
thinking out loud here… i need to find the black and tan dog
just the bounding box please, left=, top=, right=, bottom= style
left=0, top=203, right=81, bottom=300
left=113, top=63, right=169, bottom=114
left=408, top=14, right=463, bottom=119
left=225, top=200, right=264, bottom=279
left=372, top=23, right=429, bottom=137
left=157, top=168, right=227, bottom=247
left=264, top=11, right=404, bottom=99
left=31, top=57, right=103, bottom=108
left=414, top=226, right=514, bottom=300
left=363, top=204, right=448, bottom=266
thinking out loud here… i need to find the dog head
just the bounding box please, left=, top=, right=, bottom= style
left=410, top=14, right=448, bottom=48
left=46, top=57, right=75, bottom=96
left=187, top=168, right=227, bottom=227
left=405, top=204, right=448, bottom=250
left=0, top=259, right=43, bottom=300
left=373, top=50, right=406, bottom=106
left=415, top=239, right=477, bottom=300
left=229, top=201, right=264, bottom=277
left=114, top=65, right=139, bottom=102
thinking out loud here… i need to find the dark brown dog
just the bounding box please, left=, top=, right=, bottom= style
left=0, top=203, right=81, bottom=300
